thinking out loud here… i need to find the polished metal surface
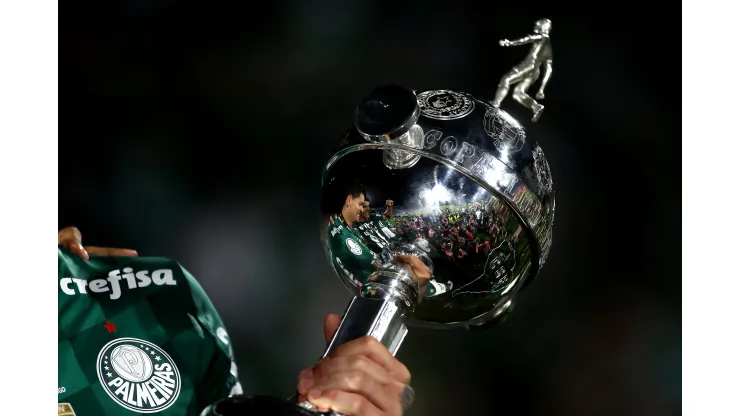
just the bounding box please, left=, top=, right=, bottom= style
left=298, top=246, right=423, bottom=414
left=320, top=85, right=556, bottom=329
left=492, top=18, right=553, bottom=122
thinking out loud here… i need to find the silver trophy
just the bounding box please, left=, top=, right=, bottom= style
left=218, top=22, right=555, bottom=415
left=306, top=84, right=554, bottom=416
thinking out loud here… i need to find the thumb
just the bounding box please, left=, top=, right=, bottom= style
left=58, top=227, right=89, bottom=260
left=323, top=313, right=342, bottom=346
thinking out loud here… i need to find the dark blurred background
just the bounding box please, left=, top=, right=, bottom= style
left=60, top=1, right=680, bottom=415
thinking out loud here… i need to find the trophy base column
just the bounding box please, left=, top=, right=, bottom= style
left=323, top=295, right=409, bottom=358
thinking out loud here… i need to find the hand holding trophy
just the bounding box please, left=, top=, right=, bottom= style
left=213, top=19, right=556, bottom=416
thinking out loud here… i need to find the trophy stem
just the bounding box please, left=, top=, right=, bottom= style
left=295, top=261, right=419, bottom=414
left=324, top=296, right=409, bottom=357
left=324, top=259, right=419, bottom=357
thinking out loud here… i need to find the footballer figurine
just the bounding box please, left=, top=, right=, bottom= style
left=491, top=18, right=554, bottom=122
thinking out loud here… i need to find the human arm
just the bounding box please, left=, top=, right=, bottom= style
left=499, top=34, right=544, bottom=47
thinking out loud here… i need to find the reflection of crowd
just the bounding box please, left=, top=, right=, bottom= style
left=390, top=201, right=520, bottom=273
left=329, top=179, right=527, bottom=296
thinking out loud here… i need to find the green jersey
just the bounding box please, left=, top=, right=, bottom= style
left=424, top=279, right=452, bottom=298
left=327, top=215, right=381, bottom=288
left=368, top=211, right=396, bottom=240
left=58, top=247, right=241, bottom=416
left=355, top=218, right=388, bottom=253
left=354, top=211, right=397, bottom=253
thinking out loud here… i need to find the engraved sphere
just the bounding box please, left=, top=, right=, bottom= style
left=320, top=85, right=555, bottom=328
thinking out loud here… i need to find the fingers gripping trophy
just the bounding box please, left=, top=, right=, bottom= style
left=221, top=19, right=556, bottom=416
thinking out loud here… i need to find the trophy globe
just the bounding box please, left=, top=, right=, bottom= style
left=320, top=83, right=555, bottom=347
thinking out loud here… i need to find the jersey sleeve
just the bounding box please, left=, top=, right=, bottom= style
left=178, top=265, right=243, bottom=414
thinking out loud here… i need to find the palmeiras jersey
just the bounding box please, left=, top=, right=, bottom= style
left=326, top=215, right=381, bottom=288
left=368, top=211, right=395, bottom=240
left=355, top=211, right=396, bottom=253
left=58, top=247, right=242, bottom=416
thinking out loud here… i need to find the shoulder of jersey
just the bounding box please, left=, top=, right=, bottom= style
left=328, top=218, right=348, bottom=239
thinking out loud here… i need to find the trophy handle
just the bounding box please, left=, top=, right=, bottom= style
left=291, top=259, right=419, bottom=414
left=323, top=296, right=409, bottom=358
left=323, top=257, right=419, bottom=357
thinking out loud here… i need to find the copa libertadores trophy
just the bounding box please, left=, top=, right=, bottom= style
left=215, top=18, right=556, bottom=416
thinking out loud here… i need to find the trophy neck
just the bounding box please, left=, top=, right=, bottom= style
left=320, top=258, right=424, bottom=359
left=360, top=260, right=419, bottom=315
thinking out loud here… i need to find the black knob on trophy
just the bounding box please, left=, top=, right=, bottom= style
left=354, top=84, right=419, bottom=142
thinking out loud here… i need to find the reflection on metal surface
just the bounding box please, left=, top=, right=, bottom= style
left=320, top=85, right=556, bottom=328
left=382, top=124, right=425, bottom=170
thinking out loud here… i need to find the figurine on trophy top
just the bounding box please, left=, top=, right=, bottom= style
left=492, top=18, right=553, bottom=122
